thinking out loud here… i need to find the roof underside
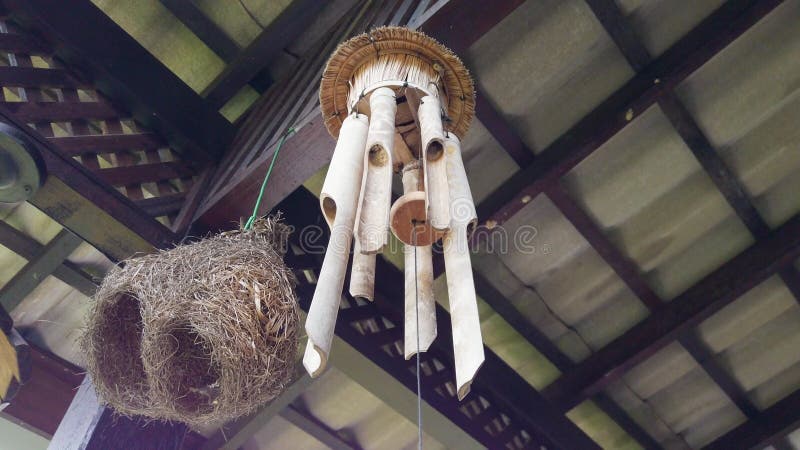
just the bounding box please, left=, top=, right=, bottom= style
left=1, top=0, right=800, bottom=449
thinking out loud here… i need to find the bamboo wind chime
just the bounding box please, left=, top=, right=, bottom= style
left=306, top=27, right=482, bottom=400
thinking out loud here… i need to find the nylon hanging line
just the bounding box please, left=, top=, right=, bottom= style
left=244, top=127, right=296, bottom=230
left=413, top=220, right=423, bottom=450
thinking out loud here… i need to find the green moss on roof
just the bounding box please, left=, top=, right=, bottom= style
left=568, top=401, right=643, bottom=450
left=220, top=85, right=260, bottom=122
left=92, top=0, right=225, bottom=93
left=194, top=0, right=293, bottom=48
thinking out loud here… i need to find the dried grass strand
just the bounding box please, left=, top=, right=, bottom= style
left=82, top=217, right=299, bottom=427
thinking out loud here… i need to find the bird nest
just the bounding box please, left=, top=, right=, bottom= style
left=81, top=217, right=299, bottom=427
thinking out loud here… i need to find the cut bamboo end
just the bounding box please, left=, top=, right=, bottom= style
left=303, top=340, right=327, bottom=378
left=349, top=239, right=376, bottom=301
left=320, top=113, right=369, bottom=230
left=444, top=223, right=485, bottom=400
left=404, top=243, right=437, bottom=359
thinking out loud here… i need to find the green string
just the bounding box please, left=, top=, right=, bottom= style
left=244, top=127, right=296, bottom=230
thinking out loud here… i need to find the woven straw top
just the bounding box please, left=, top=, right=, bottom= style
left=319, top=26, right=475, bottom=139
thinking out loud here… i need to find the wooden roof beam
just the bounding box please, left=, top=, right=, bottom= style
left=0, top=110, right=174, bottom=260
left=0, top=229, right=82, bottom=312
left=703, top=388, right=800, bottom=450
left=586, top=0, right=795, bottom=420
left=3, top=0, right=235, bottom=162
left=0, top=221, right=96, bottom=297
left=541, top=210, right=800, bottom=410
left=201, top=0, right=330, bottom=109
left=475, top=0, right=784, bottom=226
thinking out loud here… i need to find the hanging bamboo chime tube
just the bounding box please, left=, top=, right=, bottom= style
left=442, top=133, right=484, bottom=400
left=419, top=95, right=450, bottom=232
left=349, top=237, right=376, bottom=301
left=315, top=26, right=481, bottom=397
left=401, top=162, right=437, bottom=359
left=356, top=87, right=396, bottom=254
left=304, top=113, right=369, bottom=377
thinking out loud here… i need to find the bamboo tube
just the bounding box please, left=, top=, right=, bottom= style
left=443, top=225, right=484, bottom=400
left=355, top=87, right=396, bottom=254
left=444, top=134, right=477, bottom=236
left=401, top=163, right=437, bottom=359
left=304, top=113, right=369, bottom=378
left=443, top=134, right=483, bottom=399
left=349, top=238, right=375, bottom=301
left=419, top=95, right=450, bottom=232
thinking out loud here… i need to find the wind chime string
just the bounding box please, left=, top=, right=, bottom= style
left=244, top=127, right=296, bottom=230
left=413, top=219, right=423, bottom=450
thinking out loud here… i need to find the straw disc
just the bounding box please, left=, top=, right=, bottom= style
left=320, top=26, right=475, bottom=141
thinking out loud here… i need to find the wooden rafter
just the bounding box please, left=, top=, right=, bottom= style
left=279, top=404, right=363, bottom=450
left=569, top=0, right=799, bottom=438
left=3, top=0, right=235, bottom=162
left=158, top=0, right=239, bottom=62
left=0, top=229, right=82, bottom=312
left=0, top=221, right=96, bottom=297
left=542, top=211, right=800, bottom=410
left=201, top=0, right=328, bottom=108
left=703, top=389, right=800, bottom=450
left=474, top=0, right=783, bottom=226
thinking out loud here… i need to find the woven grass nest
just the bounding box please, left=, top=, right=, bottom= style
left=82, top=217, right=299, bottom=427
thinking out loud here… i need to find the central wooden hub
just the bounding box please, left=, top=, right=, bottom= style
left=390, top=191, right=443, bottom=246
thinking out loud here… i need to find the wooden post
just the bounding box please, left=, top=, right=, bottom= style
left=48, top=377, right=187, bottom=450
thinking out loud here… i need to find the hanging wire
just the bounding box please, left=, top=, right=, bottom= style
left=244, top=127, right=296, bottom=230
left=413, top=219, right=423, bottom=450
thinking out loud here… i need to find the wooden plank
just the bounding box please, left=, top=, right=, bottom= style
left=417, top=0, right=526, bottom=53
left=279, top=404, right=362, bottom=450
left=0, top=32, right=48, bottom=55
left=47, top=133, right=163, bottom=154
left=585, top=0, right=777, bottom=431
left=5, top=0, right=234, bottom=162
left=200, top=373, right=314, bottom=450
left=678, top=332, right=759, bottom=419
left=201, top=0, right=326, bottom=108
left=475, top=0, right=784, bottom=228
left=703, top=388, right=800, bottom=450
left=585, top=0, right=651, bottom=71
left=658, top=94, right=771, bottom=238
left=546, top=183, right=663, bottom=310
left=48, top=376, right=187, bottom=450
left=0, top=100, right=118, bottom=122
left=134, top=193, right=186, bottom=217
left=0, top=229, right=82, bottom=312
left=0, top=66, right=85, bottom=88
left=95, top=162, right=194, bottom=187
left=474, top=94, right=534, bottom=167
left=158, top=0, right=239, bottom=62
left=1, top=343, right=83, bottom=437
left=0, top=221, right=96, bottom=297
left=0, top=110, right=175, bottom=260
left=542, top=211, right=800, bottom=410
